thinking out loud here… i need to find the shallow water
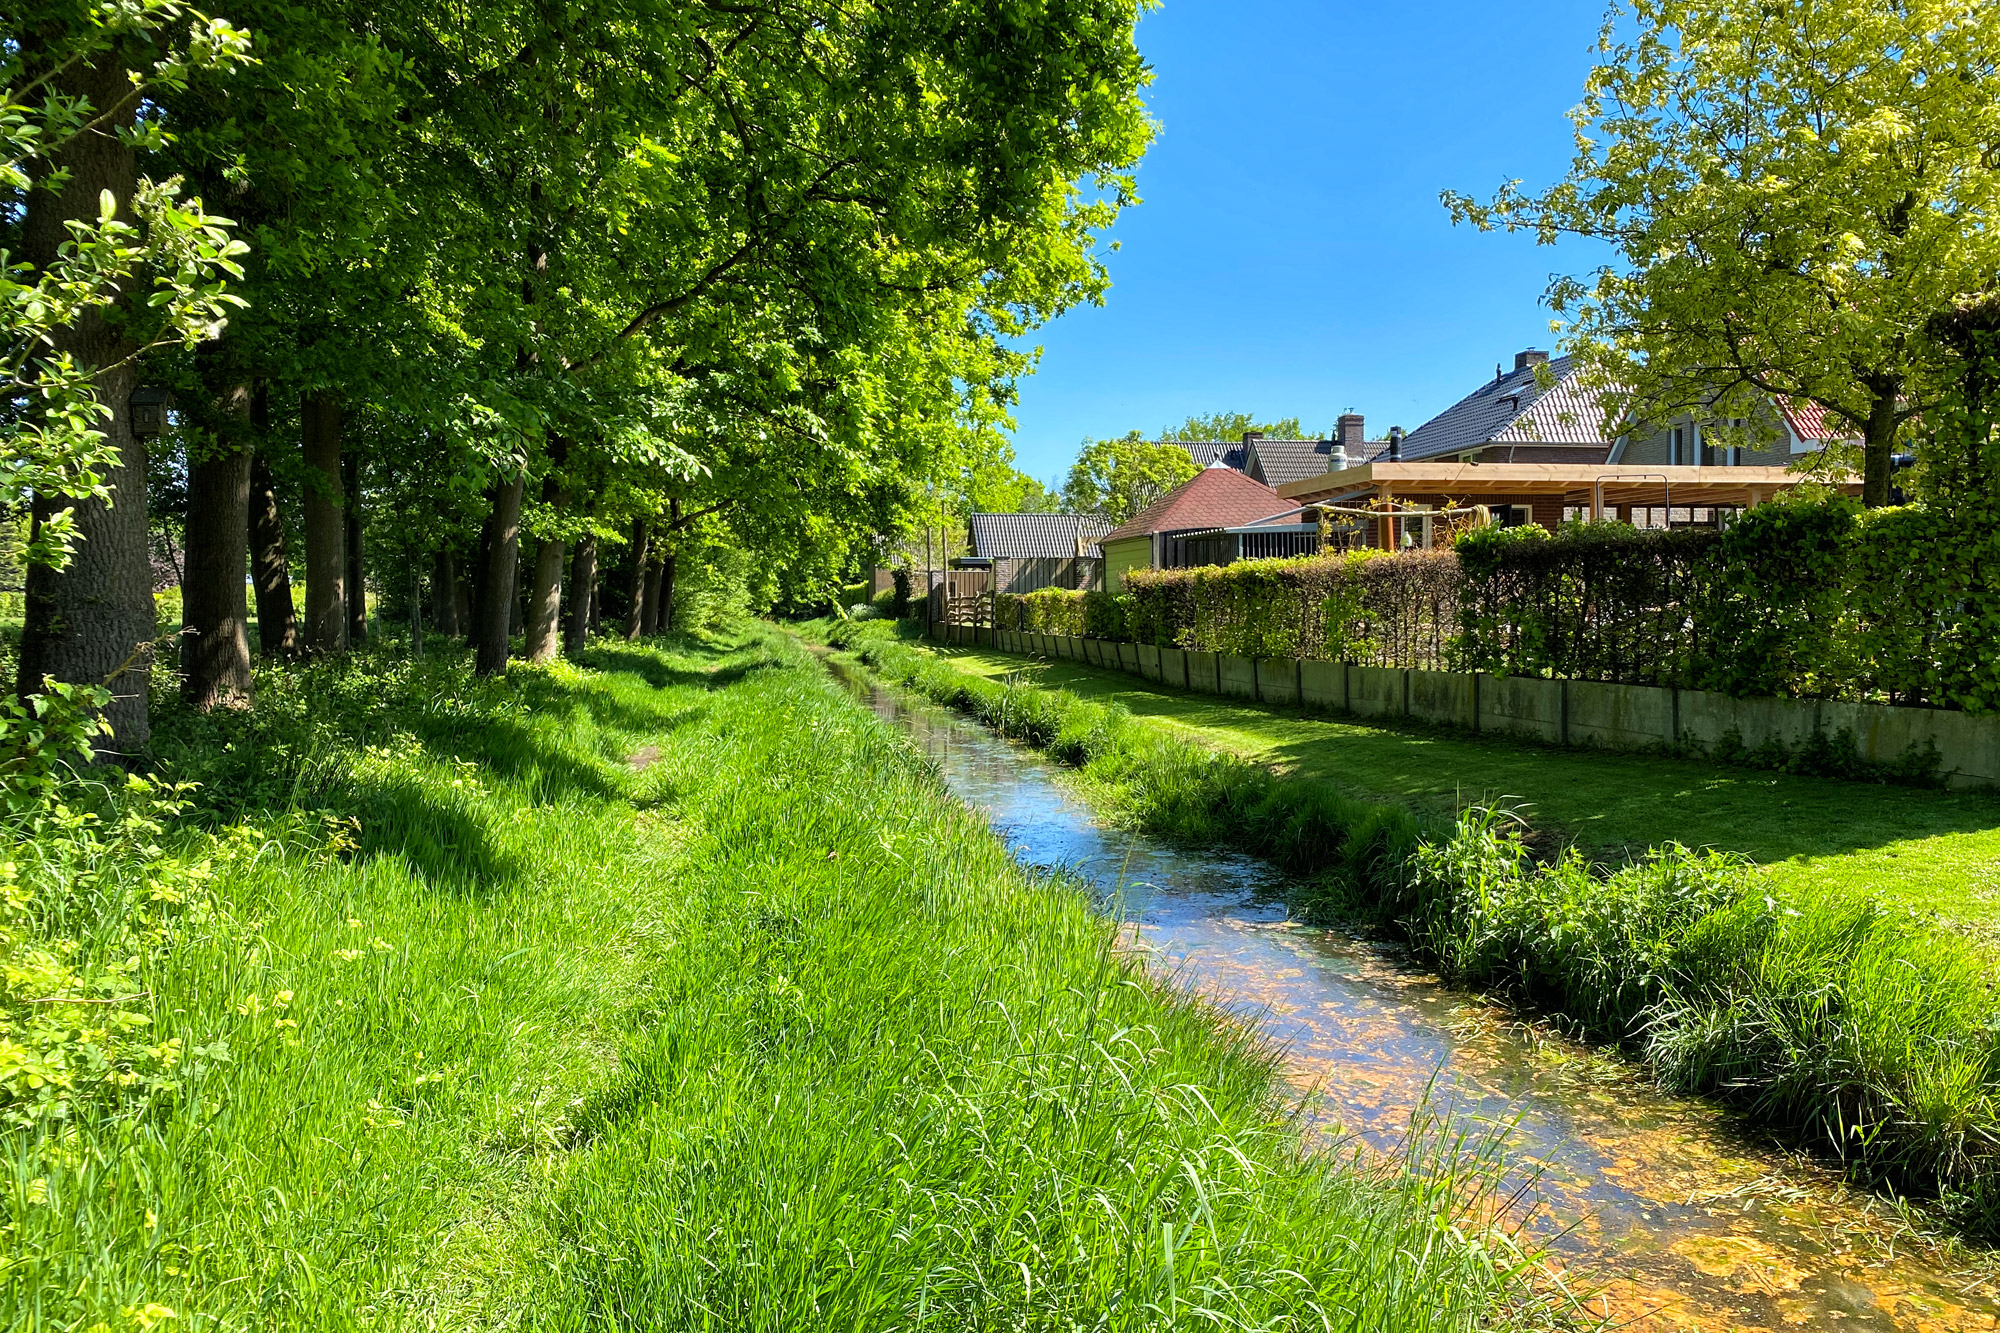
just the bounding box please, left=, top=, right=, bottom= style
left=844, top=670, right=2000, bottom=1332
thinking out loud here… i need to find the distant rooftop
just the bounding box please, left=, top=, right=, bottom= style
left=1099, top=467, right=1289, bottom=545
left=1398, top=353, right=1612, bottom=463
left=968, top=512, right=1113, bottom=561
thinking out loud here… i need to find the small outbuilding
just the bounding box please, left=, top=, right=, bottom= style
left=965, top=513, right=1112, bottom=593
left=1097, top=466, right=1292, bottom=590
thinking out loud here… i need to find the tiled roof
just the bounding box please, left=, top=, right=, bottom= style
left=1175, top=440, right=1249, bottom=470
left=967, top=513, right=1113, bottom=561
left=1778, top=398, right=1855, bottom=444
left=1398, top=356, right=1613, bottom=463
left=1099, top=466, right=1289, bottom=545
left=1245, top=438, right=1340, bottom=487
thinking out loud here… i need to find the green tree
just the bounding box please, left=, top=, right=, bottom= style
left=1060, top=430, right=1199, bottom=522
left=6, top=2, right=250, bottom=752
left=1445, top=0, right=2000, bottom=506
left=1162, top=412, right=1308, bottom=441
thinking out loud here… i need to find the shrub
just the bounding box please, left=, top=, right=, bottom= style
left=996, top=587, right=1087, bottom=635
left=1123, top=550, right=1455, bottom=665
left=1454, top=522, right=1717, bottom=685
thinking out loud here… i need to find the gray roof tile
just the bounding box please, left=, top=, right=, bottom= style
left=968, top=513, right=1113, bottom=561
left=1397, top=356, right=1613, bottom=462
left=1174, top=441, right=1249, bottom=470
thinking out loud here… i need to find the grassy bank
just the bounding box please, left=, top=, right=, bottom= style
left=4, top=628, right=1538, bottom=1329
left=903, top=632, right=2000, bottom=937
left=817, top=621, right=2000, bottom=1234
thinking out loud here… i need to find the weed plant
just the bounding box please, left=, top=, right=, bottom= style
left=1, top=629, right=1542, bottom=1329
left=834, top=628, right=2000, bottom=1234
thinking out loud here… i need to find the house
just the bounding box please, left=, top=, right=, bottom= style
left=1273, top=350, right=1859, bottom=545
left=1097, top=466, right=1291, bottom=590
left=1169, top=416, right=1402, bottom=488
left=965, top=512, right=1112, bottom=593
left=1176, top=439, right=1251, bottom=470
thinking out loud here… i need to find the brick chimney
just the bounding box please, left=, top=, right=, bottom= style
left=1515, top=349, right=1551, bottom=372
left=1336, top=413, right=1365, bottom=450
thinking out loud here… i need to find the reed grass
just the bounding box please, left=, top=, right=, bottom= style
left=830, top=625, right=2000, bottom=1234
left=2, top=630, right=1542, bottom=1329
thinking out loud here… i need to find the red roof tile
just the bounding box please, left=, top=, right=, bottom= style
left=1777, top=398, right=1856, bottom=443
left=1099, top=466, right=1289, bottom=544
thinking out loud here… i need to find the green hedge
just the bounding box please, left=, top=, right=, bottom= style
left=991, top=490, right=2000, bottom=712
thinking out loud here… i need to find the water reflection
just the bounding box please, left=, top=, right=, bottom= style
left=849, top=671, right=2000, bottom=1332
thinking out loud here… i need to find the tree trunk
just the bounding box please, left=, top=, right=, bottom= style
left=344, top=451, right=366, bottom=642
left=639, top=535, right=665, bottom=637
left=300, top=390, right=346, bottom=654
left=565, top=534, right=596, bottom=656
left=475, top=475, right=524, bottom=676
left=408, top=539, right=425, bottom=658
left=659, top=499, right=680, bottom=632
left=16, top=46, right=153, bottom=758
left=182, top=377, right=254, bottom=709
left=523, top=492, right=566, bottom=663
left=624, top=518, right=651, bottom=640
left=431, top=549, right=460, bottom=637
left=1862, top=382, right=1900, bottom=508
left=468, top=502, right=496, bottom=648
left=248, top=434, right=299, bottom=659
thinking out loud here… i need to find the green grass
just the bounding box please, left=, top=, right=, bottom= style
left=818, top=624, right=2000, bottom=1233
left=917, top=637, right=2000, bottom=939
left=3, top=628, right=1541, bottom=1330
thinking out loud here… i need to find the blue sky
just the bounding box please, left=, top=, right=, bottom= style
left=1006, top=0, right=1613, bottom=482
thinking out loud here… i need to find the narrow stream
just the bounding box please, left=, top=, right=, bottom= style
left=840, top=666, right=2000, bottom=1332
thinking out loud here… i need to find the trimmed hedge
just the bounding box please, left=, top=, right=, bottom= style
left=990, top=488, right=2000, bottom=712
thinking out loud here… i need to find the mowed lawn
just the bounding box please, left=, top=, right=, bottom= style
left=935, top=645, right=2000, bottom=937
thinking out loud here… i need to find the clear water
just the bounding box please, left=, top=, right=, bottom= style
left=843, top=668, right=2000, bottom=1332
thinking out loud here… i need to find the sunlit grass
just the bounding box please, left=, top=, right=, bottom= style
left=823, top=624, right=2000, bottom=1234
left=896, top=629, right=2000, bottom=937
left=3, top=629, right=1542, bottom=1329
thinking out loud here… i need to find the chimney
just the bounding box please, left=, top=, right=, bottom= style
left=1336, top=413, right=1365, bottom=450
left=1387, top=425, right=1403, bottom=462
left=1515, top=349, right=1551, bottom=372
left=1241, top=431, right=1265, bottom=446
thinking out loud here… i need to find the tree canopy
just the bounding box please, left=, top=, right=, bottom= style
left=4, top=0, right=1158, bottom=735
left=1161, top=412, right=1309, bottom=441
left=1060, top=430, right=1198, bottom=522
left=1445, top=0, right=2000, bottom=505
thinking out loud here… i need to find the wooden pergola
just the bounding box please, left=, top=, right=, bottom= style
left=1275, top=461, right=1861, bottom=549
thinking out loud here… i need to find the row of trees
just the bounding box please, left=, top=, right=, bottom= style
left=8, top=0, right=1155, bottom=756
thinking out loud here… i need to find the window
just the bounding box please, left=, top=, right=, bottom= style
left=1396, top=503, right=1434, bottom=549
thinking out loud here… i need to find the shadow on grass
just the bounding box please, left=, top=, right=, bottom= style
left=149, top=640, right=728, bottom=892
left=348, top=767, right=527, bottom=891
left=579, top=640, right=776, bottom=694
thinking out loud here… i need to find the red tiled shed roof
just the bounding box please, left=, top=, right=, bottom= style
left=1099, top=466, right=1289, bottom=545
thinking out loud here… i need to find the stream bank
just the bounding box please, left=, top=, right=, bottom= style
left=832, top=655, right=2000, bottom=1332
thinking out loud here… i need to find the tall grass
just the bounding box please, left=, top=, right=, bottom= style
left=834, top=627, right=2000, bottom=1233
left=1, top=630, right=1542, bottom=1329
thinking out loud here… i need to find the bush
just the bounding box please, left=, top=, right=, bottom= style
left=1454, top=521, right=1717, bottom=685
left=1121, top=550, right=1457, bottom=666
left=996, top=587, right=1087, bottom=635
